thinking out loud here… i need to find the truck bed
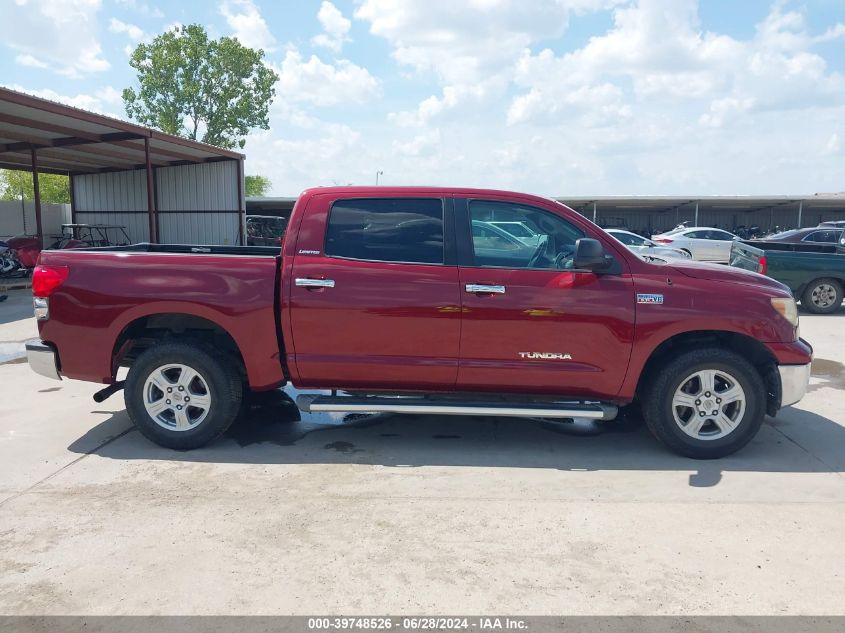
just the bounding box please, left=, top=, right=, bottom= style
left=730, top=240, right=845, bottom=300
left=37, top=245, right=285, bottom=389
left=74, top=242, right=281, bottom=257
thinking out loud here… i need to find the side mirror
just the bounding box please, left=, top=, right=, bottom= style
left=574, top=238, right=613, bottom=272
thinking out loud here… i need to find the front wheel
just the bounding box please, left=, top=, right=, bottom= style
left=125, top=342, right=243, bottom=449
left=801, top=278, right=842, bottom=314
left=642, top=348, right=766, bottom=459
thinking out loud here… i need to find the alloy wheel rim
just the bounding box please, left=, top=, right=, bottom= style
left=811, top=284, right=837, bottom=308
left=671, top=369, right=746, bottom=441
left=143, top=363, right=211, bottom=431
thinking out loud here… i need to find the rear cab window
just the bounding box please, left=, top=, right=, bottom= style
left=325, top=198, right=445, bottom=264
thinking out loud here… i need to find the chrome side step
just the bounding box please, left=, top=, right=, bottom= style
left=296, top=394, right=617, bottom=420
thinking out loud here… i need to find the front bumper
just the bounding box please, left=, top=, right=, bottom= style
left=778, top=363, right=810, bottom=408
left=26, top=340, right=61, bottom=381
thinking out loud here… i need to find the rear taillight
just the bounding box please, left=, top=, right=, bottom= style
left=32, top=265, right=69, bottom=297
left=653, top=237, right=673, bottom=244
left=757, top=256, right=768, bottom=275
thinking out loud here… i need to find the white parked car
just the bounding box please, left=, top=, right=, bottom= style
left=487, top=221, right=544, bottom=247
left=651, top=227, right=739, bottom=262
left=605, top=229, right=692, bottom=260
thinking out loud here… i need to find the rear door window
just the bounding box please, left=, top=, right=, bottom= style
left=325, top=198, right=444, bottom=264
left=708, top=230, right=731, bottom=240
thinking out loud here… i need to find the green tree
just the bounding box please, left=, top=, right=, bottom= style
left=122, top=24, right=279, bottom=150
left=244, top=175, right=271, bottom=197
left=0, top=169, right=70, bottom=204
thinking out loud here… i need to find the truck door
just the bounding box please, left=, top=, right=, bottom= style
left=455, top=197, right=636, bottom=398
left=287, top=195, right=461, bottom=390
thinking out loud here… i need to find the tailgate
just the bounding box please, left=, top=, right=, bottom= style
left=729, top=241, right=763, bottom=272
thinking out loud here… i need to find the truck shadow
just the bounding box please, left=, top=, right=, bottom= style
left=68, top=387, right=845, bottom=487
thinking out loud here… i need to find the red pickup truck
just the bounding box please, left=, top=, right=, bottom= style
left=26, top=187, right=812, bottom=458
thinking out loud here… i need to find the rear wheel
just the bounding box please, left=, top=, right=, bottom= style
left=125, top=341, right=243, bottom=449
left=801, top=278, right=842, bottom=314
left=642, top=348, right=765, bottom=459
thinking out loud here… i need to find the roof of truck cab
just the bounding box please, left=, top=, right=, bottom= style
left=299, top=186, right=569, bottom=204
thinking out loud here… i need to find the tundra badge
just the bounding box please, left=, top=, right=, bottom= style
left=637, top=293, right=664, bottom=304
left=519, top=352, right=573, bottom=360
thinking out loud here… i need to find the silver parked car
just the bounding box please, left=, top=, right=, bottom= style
left=650, top=227, right=739, bottom=262
left=606, top=229, right=692, bottom=260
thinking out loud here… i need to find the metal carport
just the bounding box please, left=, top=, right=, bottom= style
left=561, top=195, right=845, bottom=234
left=0, top=87, right=246, bottom=246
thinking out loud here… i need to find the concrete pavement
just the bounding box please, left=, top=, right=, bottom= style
left=0, top=287, right=842, bottom=615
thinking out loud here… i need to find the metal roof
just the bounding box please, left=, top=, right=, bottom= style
left=0, top=86, right=243, bottom=175
left=560, top=195, right=845, bottom=213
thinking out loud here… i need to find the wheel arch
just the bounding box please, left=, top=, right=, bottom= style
left=635, top=330, right=781, bottom=416
left=112, top=312, right=247, bottom=385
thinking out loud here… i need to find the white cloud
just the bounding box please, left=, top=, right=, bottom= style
left=248, top=0, right=845, bottom=197
left=826, top=131, right=841, bottom=156
left=312, top=1, right=351, bottom=52
left=356, top=0, right=624, bottom=124
left=509, top=0, right=845, bottom=127
left=1, top=0, right=109, bottom=78
left=15, top=54, right=48, bottom=69
left=393, top=129, right=442, bottom=156
left=244, top=122, right=368, bottom=192
left=220, top=0, right=276, bottom=51
left=109, top=18, right=145, bottom=42
left=698, top=97, right=755, bottom=128
left=273, top=49, right=381, bottom=107
left=815, top=23, right=845, bottom=44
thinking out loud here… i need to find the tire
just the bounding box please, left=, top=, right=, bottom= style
left=801, top=278, right=842, bottom=314
left=680, top=248, right=693, bottom=259
left=125, top=341, right=243, bottom=449
left=642, top=347, right=766, bottom=459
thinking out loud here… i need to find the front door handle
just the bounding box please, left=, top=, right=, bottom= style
left=465, top=283, right=505, bottom=294
left=295, top=278, right=336, bottom=289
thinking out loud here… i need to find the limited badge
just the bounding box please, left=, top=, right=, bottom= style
left=637, top=293, right=664, bottom=304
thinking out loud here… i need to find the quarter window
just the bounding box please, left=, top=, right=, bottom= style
left=804, top=230, right=842, bottom=243
left=469, top=200, right=585, bottom=269
left=325, top=198, right=444, bottom=264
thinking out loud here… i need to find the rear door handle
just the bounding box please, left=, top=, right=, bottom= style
left=465, top=284, right=505, bottom=294
left=295, top=278, right=336, bottom=288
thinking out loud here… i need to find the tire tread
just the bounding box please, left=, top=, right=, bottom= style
left=642, top=347, right=766, bottom=459
left=124, top=340, right=243, bottom=450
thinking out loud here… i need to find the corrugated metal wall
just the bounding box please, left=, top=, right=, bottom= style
left=71, top=159, right=243, bottom=245
left=568, top=204, right=830, bottom=234
left=73, top=169, right=151, bottom=242
left=156, top=161, right=240, bottom=245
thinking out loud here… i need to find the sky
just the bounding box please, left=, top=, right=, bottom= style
left=2, top=0, right=845, bottom=196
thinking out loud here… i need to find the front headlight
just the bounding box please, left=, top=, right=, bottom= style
left=771, top=297, right=799, bottom=327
